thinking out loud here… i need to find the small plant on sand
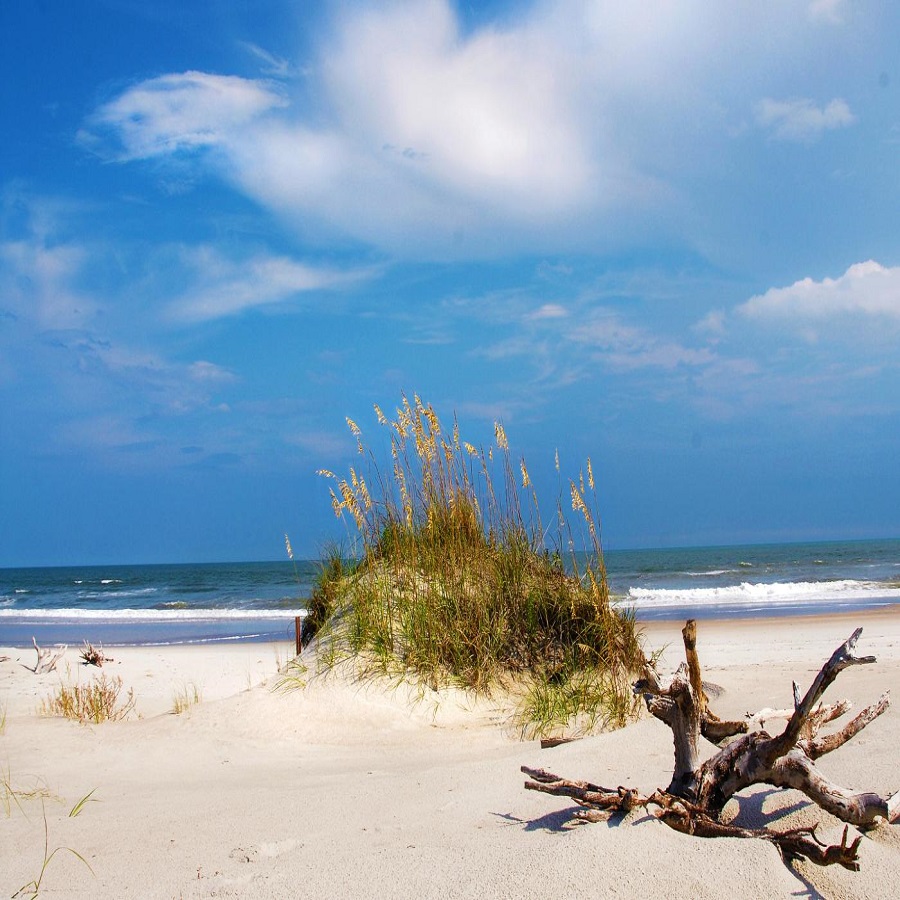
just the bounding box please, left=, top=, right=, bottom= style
left=274, top=658, right=309, bottom=692
left=13, top=799, right=94, bottom=899
left=171, top=682, right=202, bottom=715
left=305, top=394, right=644, bottom=736
left=39, top=674, right=135, bottom=724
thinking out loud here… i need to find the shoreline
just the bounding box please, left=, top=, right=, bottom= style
left=2, top=607, right=899, bottom=898
left=3, top=601, right=899, bottom=650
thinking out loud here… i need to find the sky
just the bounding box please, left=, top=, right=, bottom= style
left=1, top=0, right=899, bottom=566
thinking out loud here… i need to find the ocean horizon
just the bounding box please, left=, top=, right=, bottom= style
left=2, top=537, right=899, bottom=648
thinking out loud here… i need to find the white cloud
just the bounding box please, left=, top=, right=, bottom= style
left=188, top=360, right=238, bottom=382
left=527, top=303, right=569, bottom=321
left=738, top=260, right=900, bottom=321
left=694, top=309, right=727, bottom=338
left=321, top=0, right=592, bottom=209
left=84, top=71, right=286, bottom=160
left=754, top=97, right=855, bottom=142
left=84, top=1, right=866, bottom=258
left=169, top=246, right=375, bottom=322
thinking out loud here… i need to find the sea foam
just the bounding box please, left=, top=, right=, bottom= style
left=0, top=607, right=305, bottom=621
left=624, top=578, right=900, bottom=610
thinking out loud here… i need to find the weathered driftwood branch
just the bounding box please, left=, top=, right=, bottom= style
left=32, top=636, right=66, bottom=674
left=524, top=620, right=898, bottom=870
left=80, top=641, right=111, bottom=667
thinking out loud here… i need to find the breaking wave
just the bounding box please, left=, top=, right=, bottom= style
left=623, top=579, right=900, bottom=611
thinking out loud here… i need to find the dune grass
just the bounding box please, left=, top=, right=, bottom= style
left=12, top=798, right=94, bottom=899
left=303, top=394, right=645, bottom=737
left=171, top=682, right=202, bottom=715
left=2, top=767, right=57, bottom=818
left=39, top=674, right=135, bottom=724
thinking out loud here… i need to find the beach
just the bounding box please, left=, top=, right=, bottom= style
left=2, top=610, right=899, bottom=899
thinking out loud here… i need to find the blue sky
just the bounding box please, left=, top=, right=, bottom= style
left=2, top=0, right=899, bottom=566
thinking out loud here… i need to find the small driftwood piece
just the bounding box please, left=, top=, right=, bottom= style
left=32, top=636, right=66, bottom=674
left=523, top=620, right=899, bottom=871
left=80, top=641, right=111, bottom=667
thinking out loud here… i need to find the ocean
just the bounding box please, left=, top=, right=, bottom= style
left=2, top=539, right=899, bottom=647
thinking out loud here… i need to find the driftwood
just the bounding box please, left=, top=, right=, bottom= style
left=524, top=620, right=898, bottom=871
left=80, top=641, right=111, bottom=667
left=32, top=636, right=67, bottom=674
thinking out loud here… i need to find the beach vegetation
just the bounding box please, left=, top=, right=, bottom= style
left=2, top=768, right=57, bottom=818
left=304, top=394, right=645, bottom=737
left=12, top=800, right=94, bottom=899
left=68, top=788, right=98, bottom=818
left=275, top=659, right=308, bottom=692
left=39, top=674, right=136, bottom=724
left=171, top=682, right=202, bottom=715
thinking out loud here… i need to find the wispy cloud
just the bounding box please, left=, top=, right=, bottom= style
left=168, top=246, right=376, bottom=323
left=0, top=237, right=95, bottom=330
left=569, top=311, right=717, bottom=372
left=239, top=41, right=303, bottom=78
left=82, top=71, right=287, bottom=161
left=754, top=97, right=855, bottom=142
left=0, top=198, right=247, bottom=458
left=808, top=0, right=846, bottom=24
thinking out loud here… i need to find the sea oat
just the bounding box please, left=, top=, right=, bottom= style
left=570, top=482, right=587, bottom=514
left=358, top=476, right=372, bottom=511
left=520, top=459, right=531, bottom=488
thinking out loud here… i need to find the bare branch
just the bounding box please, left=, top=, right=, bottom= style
left=806, top=693, right=890, bottom=759
left=32, top=637, right=66, bottom=674
left=772, top=628, right=877, bottom=762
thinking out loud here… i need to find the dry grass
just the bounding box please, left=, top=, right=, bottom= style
left=304, top=394, right=646, bottom=737
left=39, top=674, right=136, bottom=724
left=2, top=767, right=57, bottom=818
left=171, top=682, right=202, bottom=715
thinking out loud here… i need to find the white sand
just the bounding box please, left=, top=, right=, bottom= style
left=2, top=611, right=899, bottom=899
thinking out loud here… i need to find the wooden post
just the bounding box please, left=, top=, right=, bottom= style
left=295, top=616, right=302, bottom=657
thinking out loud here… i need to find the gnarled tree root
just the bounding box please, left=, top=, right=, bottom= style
left=523, top=623, right=898, bottom=870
